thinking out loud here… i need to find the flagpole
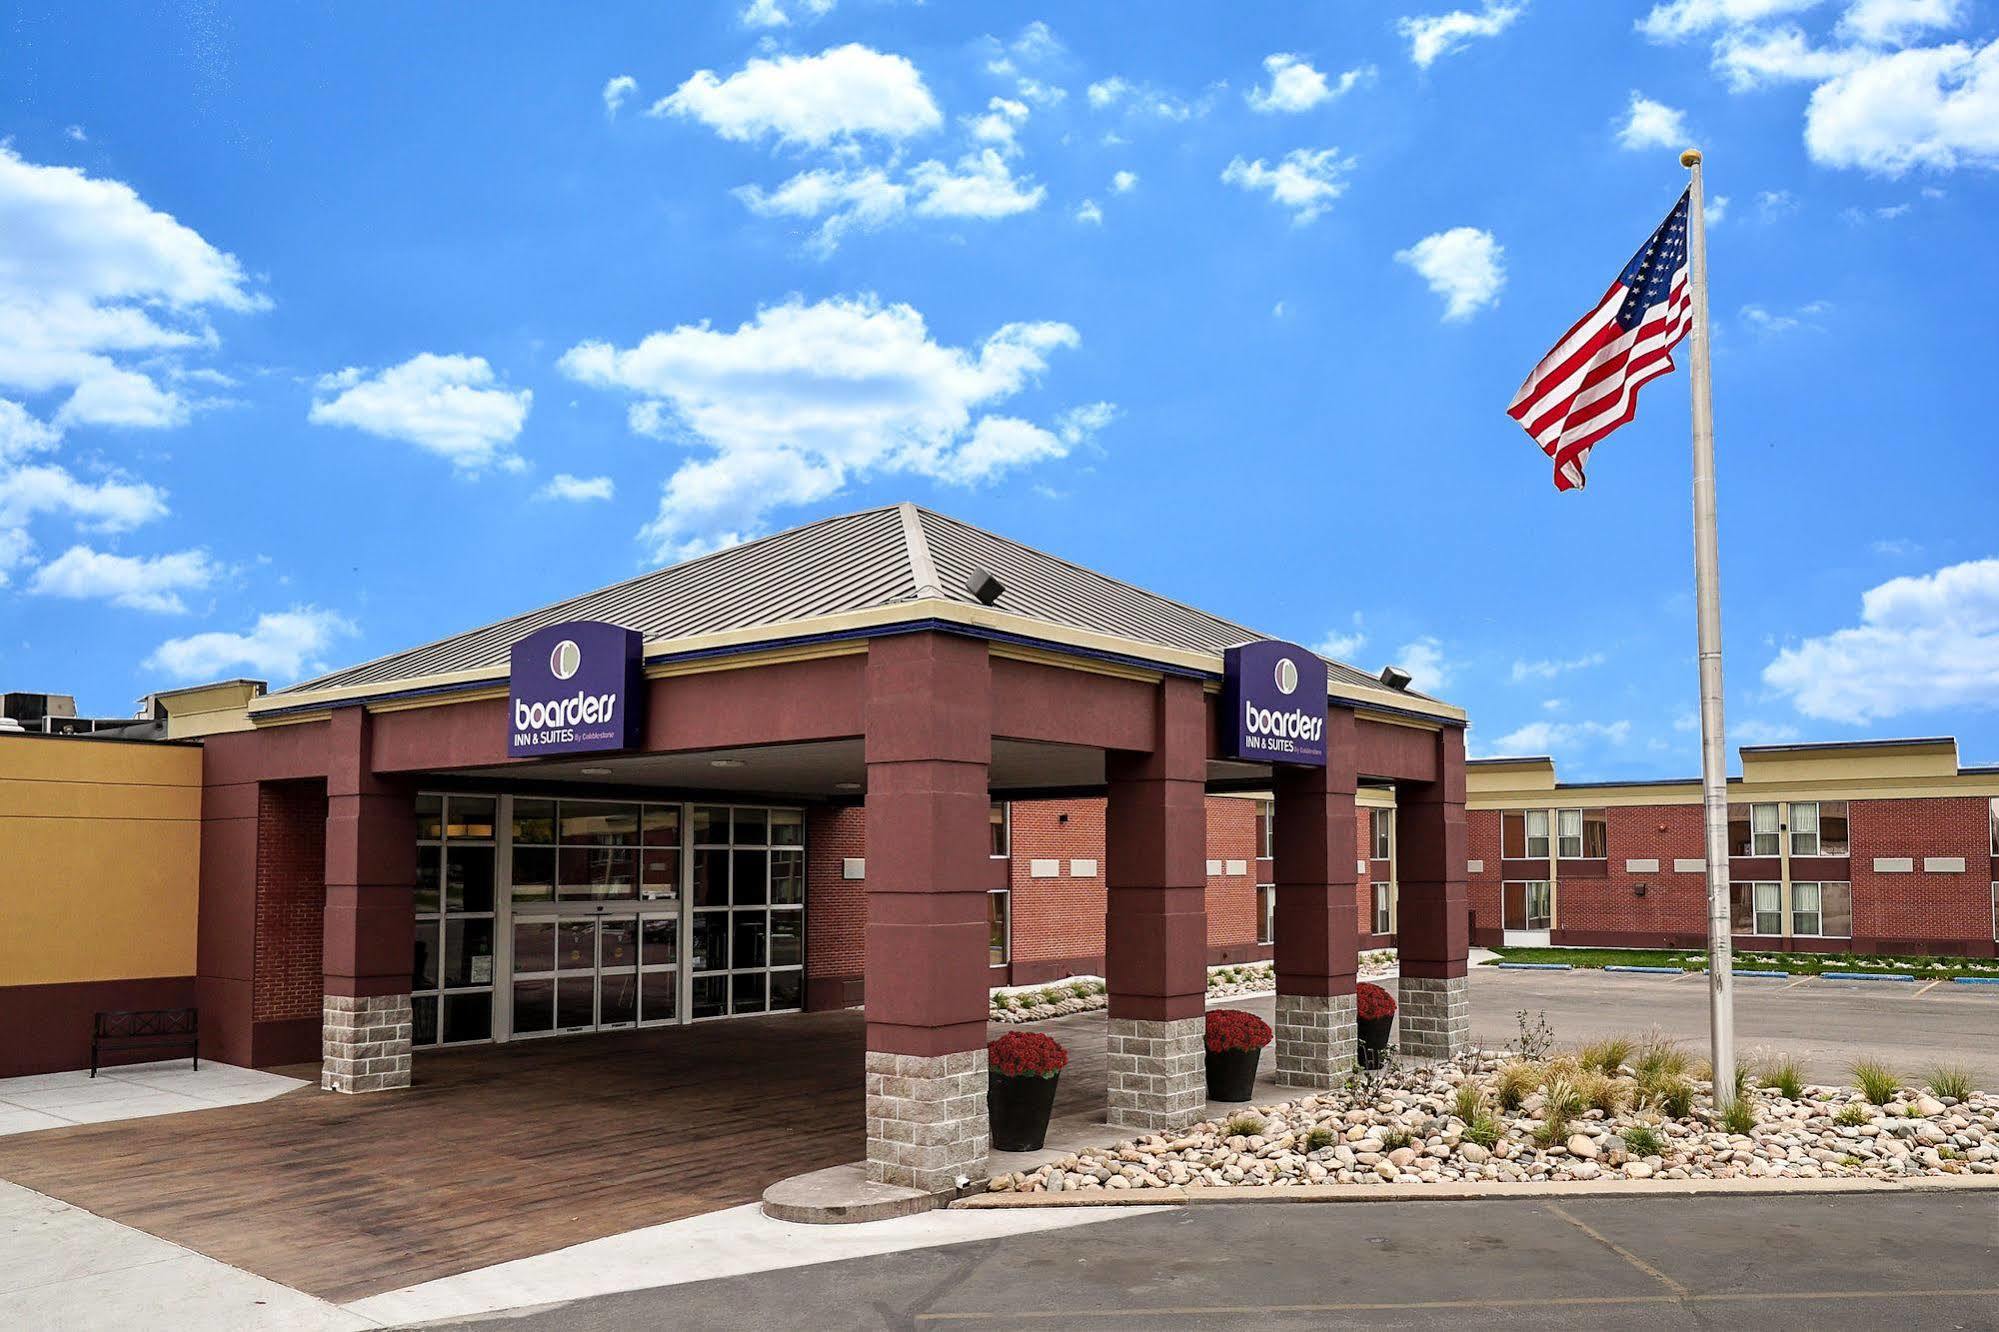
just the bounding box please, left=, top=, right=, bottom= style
left=1682, top=146, right=1736, bottom=1109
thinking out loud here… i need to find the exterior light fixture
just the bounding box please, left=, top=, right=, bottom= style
left=709, top=758, right=746, bottom=769
left=834, top=781, right=862, bottom=791
left=580, top=766, right=612, bottom=777
left=965, top=568, right=1005, bottom=605
left=1378, top=665, right=1413, bottom=691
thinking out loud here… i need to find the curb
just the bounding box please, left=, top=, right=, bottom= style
left=1953, top=976, right=1999, bottom=986
left=950, top=1173, right=1999, bottom=1211
left=761, top=1164, right=946, bottom=1225
left=1603, top=965, right=1682, bottom=975
left=1496, top=963, right=1573, bottom=971
left=1821, top=971, right=1915, bottom=982
left=1736, top=969, right=1791, bottom=978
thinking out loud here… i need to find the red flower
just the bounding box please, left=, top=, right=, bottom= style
left=988, top=1030, right=1069, bottom=1079
left=1205, top=1008, right=1273, bottom=1053
left=1356, top=981, right=1396, bottom=1020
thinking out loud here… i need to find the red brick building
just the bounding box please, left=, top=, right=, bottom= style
left=1466, top=739, right=1999, bottom=957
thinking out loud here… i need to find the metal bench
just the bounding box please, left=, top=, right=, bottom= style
left=90, top=1007, right=199, bottom=1077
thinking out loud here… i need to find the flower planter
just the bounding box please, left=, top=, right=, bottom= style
left=988, top=1070, right=1061, bottom=1151
left=1205, top=1046, right=1261, bottom=1102
left=1357, top=1013, right=1395, bottom=1068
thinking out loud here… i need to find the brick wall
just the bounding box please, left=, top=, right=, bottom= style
left=1552, top=804, right=1709, bottom=946
left=805, top=805, right=865, bottom=1007
left=1467, top=808, right=1503, bottom=944
left=252, top=780, right=325, bottom=1023
left=1851, top=796, right=1996, bottom=952
left=1007, top=797, right=1109, bottom=975
left=1206, top=797, right=1265, bottom=963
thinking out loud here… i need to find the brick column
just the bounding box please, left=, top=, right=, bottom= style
left=1103, top=675, right=1209, bottom=1132
left=862, top=632, right=994, bottom=1191
left=1271, top=708, right=1360, bottom=1087
left=321, top=707, right=416, bottom=1093
left=1397, top=726, right=1471, bottom=1061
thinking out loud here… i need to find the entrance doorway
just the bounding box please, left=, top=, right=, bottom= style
left=1501, top=879, right=1553, bottom=947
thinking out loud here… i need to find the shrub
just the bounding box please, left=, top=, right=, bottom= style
left=1222, top=1112, right=1266, bottom=1137
left=1761, top=1056, right=1806, bottom=1100
left=1621, top=1125, right=1665, bottom=1158
left=1205, top=1008, right=1274, bottom=1053
left=1928, top=1065, right=1974, bottom=1102
left=1304, top=1126, right=1337, bottom=1152
left=988, top=1030, right=1069, bottom=1079
left=1514, top=1010, right=1556, bottom=1061
left=1356, top=982, right=1397, bottom=1020
left=1720, top=1097, right=1757, bottom=1135
left=1496, top=1061, right=1539, bottom=1112
left=1833, top=1103, right=1872, bottom=1127
left=1852, top=1059, right=1900, bottom=1105
left=1069, top=982, right=1095, bottom=1001
left=1577, top=1036, right=1634, bottom=1076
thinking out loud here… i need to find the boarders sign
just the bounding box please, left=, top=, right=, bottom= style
left=508, top=620, right=644, bottom=757
left=1221, top=640, right=1328, bottom=767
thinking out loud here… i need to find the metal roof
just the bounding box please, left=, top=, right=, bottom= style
left=280, top=503, right=1399, bottom=700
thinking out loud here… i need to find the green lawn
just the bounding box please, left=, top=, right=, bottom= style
left=1484, top=945, right=1999, bottom=980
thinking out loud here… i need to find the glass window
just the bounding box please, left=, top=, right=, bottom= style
left=642, top=805, right=681, bottom=847
left=1992, top=801, right=1999, bottom=856
left=1755, top=881, right=1782, bottom=935
left=692, top=848, right=729, bottom=908
left=1370, top=809, right=1392, bottom=861
left=1525, top=810, right=1549, bottom=859
left=415, top=845, right=442, bottom=914
left=691, top=911, right=728, bottom=972
left=561, top=801, right=637, bottom=847
left=512, top=798, right=556, bottom=844
left=414, top=793, right=444, bottom=842
left=988, top=889, right=1010, bottom=965
left=732, top=848, right=768, bottom=905
left=1729, top=882, right=1753, bottom=933
left=1582, top=809, right=1608, bottom=859
left=732, top=913, right=768, bottom=970
left=513, top=919, right=556, bottom=974
left=511, top=846, right=556, bottom=903
left=445, top=796, right=496, bottom=840
left=1255, top=883, right=1275, bottom=944
left=733, top=807, right=767, bottom=847
left=641, top=916, right=678, bottom=966
left=443, top=917, right=495, bottom=989
left=558, top=846, right=636, bottom=900
left=1557, top=808, right=1608, bottom=858
left=692, top=975, right=728, bottom=1019
left=413, top=920, right=439, bottom=991
left=1790, top=802, right=1820, bottom=857
left=770, top=970, right=803, bottom=1012
left=1819, top=882, right=1853, bottom=938
left=1372, top=881, right=1393, bottom=935
left=1752, top=804, right=1781, bottom=857
left=768, top=808, right=804, bottom=847
left=770, top=849, right=805, bottom=904
left=1792, top=881, right=1822, bottom=936
left=639, top=844, right=679, bottom=901
left=1819, top=801, right=1850, bottom=857
left=445, top=845, right=495, bottom=913
left=443, top=991, right=492, bottom=1044
left=692, top=805, right=728, bottom=845
left=1728, top=806, right=1751, bottom=857
left=771, top=911, right=804, bottom=967
left=990, top=802, right=1010, bottom=858
left=1256, top=801, right=1274, bottom=861
left=1503, top=881, right=1552, bottom=930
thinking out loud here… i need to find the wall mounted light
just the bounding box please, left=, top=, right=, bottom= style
left=709, top=758, right=746, bottom=769
left=1634, top=882, right=1649, bottom=898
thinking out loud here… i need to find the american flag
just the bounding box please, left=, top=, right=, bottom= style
left=1508, top=190, right=1694, bottom=491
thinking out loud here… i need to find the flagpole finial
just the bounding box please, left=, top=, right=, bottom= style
left=1680, top=147, right=1703, bottom=167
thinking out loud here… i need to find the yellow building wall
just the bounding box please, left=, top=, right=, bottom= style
left=0, top=734, right=202, bottom=987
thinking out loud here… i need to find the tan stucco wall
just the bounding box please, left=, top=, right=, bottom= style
left=0, top=735, right=201, bottom=986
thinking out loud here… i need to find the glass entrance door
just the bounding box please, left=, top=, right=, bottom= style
left=509, top=913, right=653, bottom=1037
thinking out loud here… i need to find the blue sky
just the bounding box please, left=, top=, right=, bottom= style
left=3, top=0, right=1996, bottom=778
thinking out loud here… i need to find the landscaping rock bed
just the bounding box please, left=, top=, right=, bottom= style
left=989, top=953, right=1398, bottom=1024
left=984, top=1046, right=1999, bottom=1192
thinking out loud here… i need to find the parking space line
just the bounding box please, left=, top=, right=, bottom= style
left=1914, top=980, right=1944, bottom=998
left=1542, top=1201, right=1687, bottom=1297
left=1782, top=977, right=1813, bottom=990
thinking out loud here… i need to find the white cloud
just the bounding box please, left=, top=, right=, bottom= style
left=1084, top=76, right=1204, bottom=121
left=603, top=75, right=638, bottom=117
left=1764, top=557, right=1999, bottom=721
left=558, top=295, right=1093, bottom=557
left=308, top=353, right=532, bottom=471
left=1220, top=148, right=1355, bottom=224
left=1395, top=227, right=1506, bottom=321
left=1245, top=54, right=1373, bottom=113
left=1316, top=613, right=1367, bottom=661
left=909, top=150, right=1046, bottom=218
left=742, top=0, right=834, bottom=26
left=1087, top=77, right=1128, bottom=109
left=966, top=96, right=1029, bottom=154
left=64, top=125, right=87, bottom=142
left=1872, top=537, right=1923, bottom=556
left=1838, top=0, right=1968, bottom=44
left=538, top=474, right=614, bottom=502
left=1399, top=2, right=1526, bottom=68
left=145, top=607, right=357, bottom=684
left=0, top=145, right=264, bottom=433
left=27, top=544, right=215, bottom=612
left=0, top=398, right=60, bottom=461
left=1075, top=198, right=1104, bottom=225
left=653, top=44, right=940, bottom=149
left=1392, top=636, right=1453, bottom=691
left=1708, top=193, right=1731, bottom=223
left=1638, top=0, right=1823, bottom=42
left=1757, top=188, right=1798, bottom=217
left=1486, top=717, right=1633, bottom=755
left=1740, top=299, right=1830, bottom=333
left=1732, top=719, right=1802, bottom=743
left=1510, top=651, right=1606, bottom=682
left=1111, top=169, right=1138, bottom=193
left=736, top=166, right=908, bottom=255
left=0, top=464, right=165, bottom=534
left=1713, top=26, right=1869, bottom=90
left=1056, top=401, right=1118, bottom=445
left=1619, top=92, right=1690, bottom=149
left=1805, top=39, right=1999, bottom=173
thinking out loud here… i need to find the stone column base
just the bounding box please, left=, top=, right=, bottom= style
left=1397, top=975, right=1470, bottom=1061
left=321, top=993, right=413, bottom=1093
left=1106, top=1016, right=1205, bottom=1132
left=866, top=1050, right=989, bottom=1192
left=1274, top=992, right=1357, bottom=1088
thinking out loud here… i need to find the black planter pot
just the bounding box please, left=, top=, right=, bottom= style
left=989, top=1071, right=1061, bottom=1152
left=1205, top=1046, right=1262, bottom=1102
left=1357, top=1014, right=1395, bottom=1068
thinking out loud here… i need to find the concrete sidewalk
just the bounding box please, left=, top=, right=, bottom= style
left=0, top=1181, right=369, bottom=1331
left=0, top=1061, right=306, bottom=1137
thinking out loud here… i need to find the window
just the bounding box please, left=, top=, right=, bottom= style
left=1792, top=881, right=1852, bottom=938
left=1370, top=809, right=1393, bottom=861
left=1372, top=881, right=1393, bottom=936
left=1992, top=881, right=1998, bottom=943
left=1729, top=881, right=1782, bottom=935
left=1789, top=802, right=1847, bottom=857
left=1730, top=803, right=1781, bottom=857
left=1255, top=800, right=1274, bottom=862
left=1990, top=800, right=1998, bottom=855
left=1502, top=809, right=1550, bottom=860
left=1502, top=881, right=1552, bottom=931
left=988, top=889, right=1010, bottom=965
left=412, top=793, right=497, bottom=1047
left=989, top=801, right=1009, bottom=859
left=1256, top=883, right=1275, bottom=944
left=1557, top=808, right=1607, bottom=859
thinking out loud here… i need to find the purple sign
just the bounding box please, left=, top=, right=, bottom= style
left=1221, top=640, right=1328, bottom=767
left=508, top=620, right=645, bottom=757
